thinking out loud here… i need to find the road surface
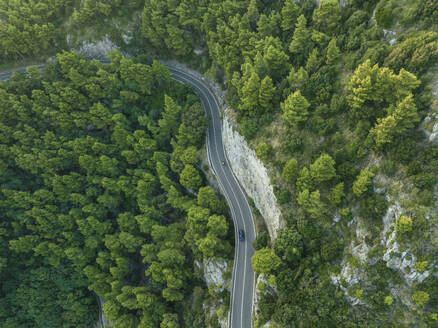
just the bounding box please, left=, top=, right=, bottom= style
left=166, top=67, right=256, bottom=328
left=1, top=62, right=257, bottom=328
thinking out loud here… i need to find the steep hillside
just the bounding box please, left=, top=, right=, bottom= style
left=139, top=0, right=438, bottom=326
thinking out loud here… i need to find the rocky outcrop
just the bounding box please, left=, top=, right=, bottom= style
left=428, top=122, right=438, bottom=144
left=96, top=297, right=113, bottom=328
left=222, top=111, right=285, bottom=240
left=381, top=200, right=432, bottom=285
left=201, top=258, right=229, bottom=292
left=196, top=258, right=230, bottom=328
left=253, top=274, right=278, bottom=328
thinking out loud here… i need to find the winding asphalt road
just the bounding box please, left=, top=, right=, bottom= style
left=166, top=66, right=256, bottom=328
left=1, top=62, right=256, bottom=328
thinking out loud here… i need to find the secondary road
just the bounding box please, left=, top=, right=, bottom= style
left=166, top=66, right=256, bottom=328
left=1, top=62, right=257, bottom=328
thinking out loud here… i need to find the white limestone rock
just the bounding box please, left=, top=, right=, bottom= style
left=202, top=258, right=228, bottom=292
left=222, top=111, right=285, bottom=240
left=75, top=36, right=120, bottom=59
left=380, top=199, right=432, bottom=285
left=429, top=123, right=438, bottom=144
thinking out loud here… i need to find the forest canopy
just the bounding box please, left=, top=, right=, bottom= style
left=0, top=51, right=231, bottom=328
left=1, top=0, right=438, bottom=327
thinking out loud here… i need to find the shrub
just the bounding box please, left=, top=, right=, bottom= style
left=353, top=168, right=374, bottom=197
left=257, top=281, right=266, bottom=291
left=280, top=131, right=304, bottom=155
left=276, top=188, right=291, bottom=205
left=283, top=158, right=299, bottom=183
left=253, top=231, right=269, bottom=250
left=414, top=261, right=428, bottom=273
left=412, top=291, right=430, bottom=306
left=384, top=295, right=393, bottom=305
left=257, top=293, right=276, bottom=325
left=375, top=7, right=393, bottom=28
left=252, top=248, right=281, bottom=274
left=240, top=118, right=258, bottom=140
left=358, top=194, right=388, bottom=220
left=380, top=159, right=397, bottom=176
left=256, top=142, right=272, bottom=161
left=395, top=215, right=413, bottom=234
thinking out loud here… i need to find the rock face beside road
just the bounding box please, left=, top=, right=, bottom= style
left=222, top=110, right=284, bottom=241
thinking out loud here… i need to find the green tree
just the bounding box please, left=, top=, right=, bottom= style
left=384, top=295, right=393, bottom=305
left=256, top=142, right=272, bottom=161
left=312, top=0, right=342, bottom=34
left=252, top=248, right=281, bottom=275
left=178, top=102, right=207, bottom=147
left=239, top=71, right=261, bottom=116
left=181, top=146, right=200, bottom=165
left=289, top=15, right=310, bottom=56
left=296, top=167, right=313, bottom=192
left=273, top=227, right=303, bottom=265
left=310, top=153, right=336, bottom=183
left=281, top=90, right=310, bottom=126
left=180, top=165, right=202, bottom=191
left=259, top=75, right=276, bottom=108
left=263, top=43, right=290, bottom=74
left=161, top=313, right=179, bottom=328
left=326, top=38, right=340, bottom=65
left=159, top=95, right=182, bottom=139
left=297, top=189, right=327, bottom=220
left=253, top=231, right=269, bottom=250
left=395, top=215, right=413, bottom=234
left=283, top=158, right=299, bottom=184
left=412, top=291, right=429, bottom=306
left=372, top=94, right=419, bottom=148
left=287, top=67, right=309, bottom=92
left=305, top=48, right=321, bottom=74
left=197, top=186, right=223, bottom=213
left=281, top=0, right=301, bottom=32
left=328, top=182, right=345, bottom=206
left=207, top=215, right=228, bottom=237
left=247, top=0, right=259, bottom=26
left=352, top=168, right=374, bottom=197
left=414, top=261, right=428, bottom=273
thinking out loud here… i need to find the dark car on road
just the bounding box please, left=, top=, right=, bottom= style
left=239, top=229, right=245, bottom=241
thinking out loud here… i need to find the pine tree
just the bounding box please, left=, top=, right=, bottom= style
left=310, top=153, right=336, bottom=183
left=289, top=15, right=309, bottom=55
left=326, top=37, right=340, bottom=65
left=263, top=44, right=289, bottom=73
left=287, top=66, right=309, bottom=91
left=159, top=95, right=182, bottom=137
left=283, top=158, right=299, bottom=183
left=247, top=0, right=259, bottom=27
left=259, top=75, right=276, bottom=108
left=281, top=0, right=301, bottom=32
left=312, top=0, right=342, bottom=34
left=239, top=71, right=261, bottom=115
left=352, top=168, right=374, bottom=197
left=305, top=48, right=321, bottom=74
left=372, top=94, right=419, bottom=147
left=281, top=90, right=310, bottom=126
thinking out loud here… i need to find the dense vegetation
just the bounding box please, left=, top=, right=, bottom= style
left=0, top=51, right=232, bottom=327
left=1, top=0, right=438, bottom=327
left=0, top=0, right=144, bottom=62
left=140, top=0, right=438, bottom=326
